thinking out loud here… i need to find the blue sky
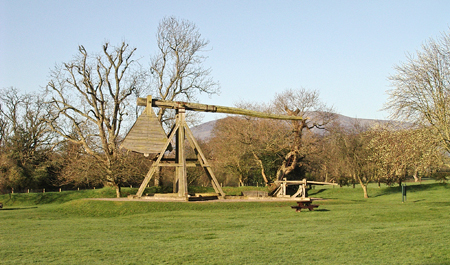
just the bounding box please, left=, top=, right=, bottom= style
left=1, top=0, right=450, bottom=122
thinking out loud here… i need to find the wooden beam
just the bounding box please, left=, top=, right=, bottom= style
left=158, top=163, right=197, bottom=167
left=184, top=120, right=226, bottom=198
left=136, top=97, right=304, bottom=121
left=274, top=180, right=338, bottom=186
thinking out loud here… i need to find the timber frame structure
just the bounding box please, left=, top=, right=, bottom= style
left=124, top=96, right=305, bottom=200
left=273, top=178, right=338, bottom=198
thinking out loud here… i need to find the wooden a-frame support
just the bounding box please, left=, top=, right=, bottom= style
left=135, top=108, right=225, bottom=199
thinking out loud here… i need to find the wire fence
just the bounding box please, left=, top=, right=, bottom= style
left=0, top=186, right=104, bottom=195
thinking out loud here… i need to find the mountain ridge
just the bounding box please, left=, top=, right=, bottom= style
left=191, top=113, right=401, bottom=141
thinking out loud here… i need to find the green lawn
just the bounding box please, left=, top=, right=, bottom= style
left=0, top=182, right=449, bottom=264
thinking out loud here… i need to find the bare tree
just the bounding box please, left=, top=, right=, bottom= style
left=273, top=88, right=336, bottom=181
left=56, top=141, right=151, bottom=190
left=208, top=117, right=256, bottom=186
left=333, top=122, right=375, bottom=198
left=0, top=106, right=7, bottom=148
left=146, top=17, right=220, bottom=187
left=367, top=125, right=445, bottom=185
left=150, top=16, right=220, bottom=125
left=210, top=114, right=290, bottom=186
left=0, top=87, right=53, bottom=191
left=45, top=42, right=146, bottom=197
left=385, top=30, right=450, bottom=153
left=0, top=88, right=52, bottom=151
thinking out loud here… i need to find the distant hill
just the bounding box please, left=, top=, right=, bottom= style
left=331, top=113, right=401, bottom=128
left=191, top=114, right=404, bottom=141
left=191, top=120, right=218, bottom=141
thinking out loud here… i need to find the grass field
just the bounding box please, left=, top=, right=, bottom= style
left=1, top=181, right=449, bottom=264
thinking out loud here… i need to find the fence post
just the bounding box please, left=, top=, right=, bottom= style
left=402, top=184, right=407, bottom=203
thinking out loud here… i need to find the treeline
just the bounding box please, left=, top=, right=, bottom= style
left=0, top=87, right=150, bottom=193
left=0, top=86, right=448, bottom=198
left=204, top=115, right=447, bottom=198
left=2, top=19, right=450, bottom=199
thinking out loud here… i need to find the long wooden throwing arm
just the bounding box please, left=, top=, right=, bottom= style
left=137, top=97, right=304, bottom=121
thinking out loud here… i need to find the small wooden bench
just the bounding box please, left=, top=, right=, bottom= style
left=291, top=199, right=319, bottom=212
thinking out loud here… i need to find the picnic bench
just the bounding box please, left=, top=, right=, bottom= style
left=291, top=198, right=319, bottom=212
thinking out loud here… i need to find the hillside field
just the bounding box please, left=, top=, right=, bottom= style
left=0, top=181, right=449, bottom=264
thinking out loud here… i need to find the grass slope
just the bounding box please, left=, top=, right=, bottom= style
left=0, top=182, right=449, bottom=264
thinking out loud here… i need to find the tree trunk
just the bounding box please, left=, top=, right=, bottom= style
left=239, top=178, right=244, bottom=187
left=357, top=176, right=369, bottom=198
left=253, top=152, right=269, bottom=185
left=361, top=184, right=369, bottom=199
left=413, top=169, right=419, bottom=182
left=276, top=151, right=299, bottom=181
left=352, top=173, right=356, bottom=188
left=115, top=184, right=121, bottom=198
left=106, top=167, right=121, bottom=198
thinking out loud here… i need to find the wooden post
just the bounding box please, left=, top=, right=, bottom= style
left=176, top=109, right=188, bottom=199
left=301, top=178, right=306, bottom=199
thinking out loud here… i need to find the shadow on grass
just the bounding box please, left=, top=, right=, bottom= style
left=373, top=182, right=448, bottom=197
left=0, top=206, right=38, bottom=210
left=314, top=209, right=330, bottom=212
left=432, top=202, right=450, bottom=206
left=309, top=189, right=327, bottom=196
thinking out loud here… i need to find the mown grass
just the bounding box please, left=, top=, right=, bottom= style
left=0, top=181, right=449, bottom=264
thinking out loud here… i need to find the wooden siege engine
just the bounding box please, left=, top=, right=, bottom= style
left=123, top=96, right=305, bottom=200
